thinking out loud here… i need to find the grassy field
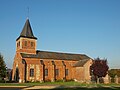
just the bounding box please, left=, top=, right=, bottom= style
left=0, top=81, right=120, bottom=86
left=0, top=81, right=120, bottom=89
left=0, top=81, right=82, bottom=86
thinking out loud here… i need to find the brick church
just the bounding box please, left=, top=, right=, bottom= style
left=12, top=19, right=93, bottom=83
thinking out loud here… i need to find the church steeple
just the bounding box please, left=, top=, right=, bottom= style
left=16, top=19, right=37, bottom=54
left=16, top=19, right=37, bottom=41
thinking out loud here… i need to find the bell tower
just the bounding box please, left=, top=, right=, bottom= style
left=16, top=19, right=37, bottom=54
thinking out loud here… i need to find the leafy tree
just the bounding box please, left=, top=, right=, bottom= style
left=108, top=69, right=117, bottom=78
left=108, top=69, right=120, bottom=78
left=0, top=53, right=6, bottom=80
left=90, top=57, right=109, bottom=83
left=108, top=69, right=120, bottom=83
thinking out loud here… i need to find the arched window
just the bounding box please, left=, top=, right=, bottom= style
left=30, top=68, right=34, bottom=77
left=31, top=42, right=34, bottom=47
left=55, top=69, right=59, bottom=76
left=25, top=41, right=27, bottom=46
left=45, top=69, right=48, bottom=76
left=18, top=41, right=20, bottom=46
left=65, top=69, right=69, bottom=76
left=17, top=41, right=20, bottom=47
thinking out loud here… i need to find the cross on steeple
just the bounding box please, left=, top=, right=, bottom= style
left=27, top=7, right=29, bottom=19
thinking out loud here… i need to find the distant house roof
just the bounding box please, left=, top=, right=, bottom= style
left=73, top=59, right=89, bottom=67
left=21, top=50, right=91, bottom=61
left=16, top=19, right=37, bottom=40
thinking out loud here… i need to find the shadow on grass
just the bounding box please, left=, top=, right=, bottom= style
left=52, top=85, right=120, bottom=90
left=0, top=87, right=25, bottom=90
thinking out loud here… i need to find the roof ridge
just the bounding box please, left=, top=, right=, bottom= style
left=37, top=50, right=86, bottom=55
left=21, top=50, right=91, bottom=60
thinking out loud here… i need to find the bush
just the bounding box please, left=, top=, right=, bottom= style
left=0, top=80, right=5, bottom=83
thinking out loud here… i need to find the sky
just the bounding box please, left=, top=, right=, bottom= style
left=0, top=0, right=120, bottom=69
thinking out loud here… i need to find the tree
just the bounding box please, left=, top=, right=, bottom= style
left=90, top=57, right=109, bottom=83
left=0, top=53, right=6, bottom=81
left=108, top=69, right=120, bottom=83
left=108, top=69, right=120, bottom=78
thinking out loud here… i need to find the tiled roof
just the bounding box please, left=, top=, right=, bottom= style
left=16, top=19, right=37, bottom=40
left=73, top=59, right=89, bottom=67
left=21, top=50, right=91, bottom=61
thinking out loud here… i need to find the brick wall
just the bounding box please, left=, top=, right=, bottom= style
left=16, top=37, right=36, bottom=54
left=12, top=55, right=91, bottom=83
left=24, top=59, right=78, bottom=82
left=12, top=37, right=91, bottom=83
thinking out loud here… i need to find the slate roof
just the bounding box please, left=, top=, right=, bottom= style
left=21, top=50, right=91, bottom=61
left=16, top=19, right=37, bottom=40
left=73, top=59, right=89, bottom=67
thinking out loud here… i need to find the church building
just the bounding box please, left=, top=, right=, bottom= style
left=12, top=19, right=93, bottom=83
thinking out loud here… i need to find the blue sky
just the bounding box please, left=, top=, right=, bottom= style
left=0, top=0, right=120, bottom=69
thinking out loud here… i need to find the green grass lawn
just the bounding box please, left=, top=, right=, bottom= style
left=0, top=81, right=119, bottom=86
left=0, top=81, right=120, bottom=90
left=0, top=81, right=83, bottom=86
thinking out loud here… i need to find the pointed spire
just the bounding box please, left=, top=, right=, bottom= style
left=16, top=19, right=37, bottom=40
left=20, top=19, right=34, bottom=37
